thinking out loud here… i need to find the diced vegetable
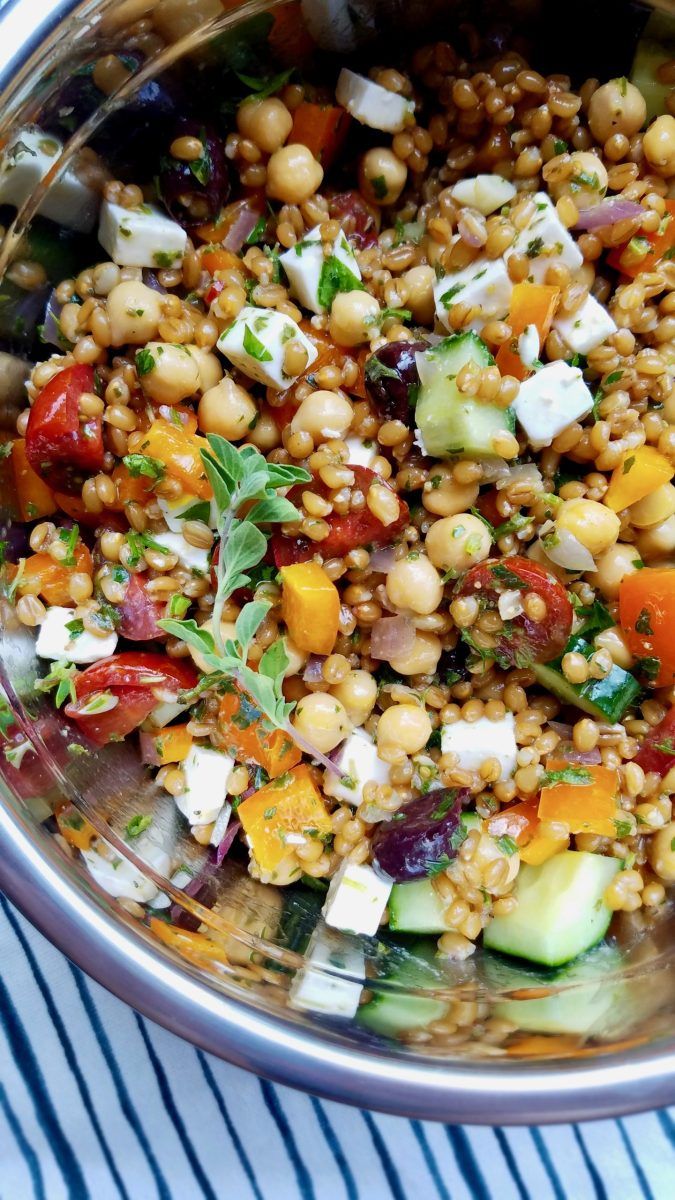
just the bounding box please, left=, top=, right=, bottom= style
left=455, top=557, right=573, bottom=666
left=604, top=444, right=674, bottom=512
left=619, top=567, right=675, bottom=686
left=141, top=723, right=193, bottom=766
left=218, top=687, right=301, bottom=779
left=65, top=652, right=197, bottom=746
left=533, top=634, right=641, bottom=722
left=280, top=562, right=340, bottom=656
left=607, top=199, right=675, bottom=277
left=495, top=283, right=560, bottom=381
left=520, top=832, right=569, bottom=866
left=415, top=332, right=516, bottom=459
left=358, top=941, right=448, bottom=1037
left=139, top=419, right=212, bottom=498
left=487, top=800, right=540, bottom=846
left=537, top=759, right=619, bottom=838
left=15, top=542, right=92, bottom=606
left=483, top=850, right=620, bottom=966
left=55, top=802, right=96, bottom=851
left=11, top=437, right=57, bottom=521
left=25, top=364, right=104, bottom=494
left=388, top=877, right=451, bottom=933
left=290, top=102, right=350, bottom=167
left=487, top=943, right=624, bottom=1035
left=634, top=705, right=675, bottom=777
left=237, top=763, right=332, bottom=874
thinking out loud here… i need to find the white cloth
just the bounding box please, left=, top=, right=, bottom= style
left=0, top=897, right=673, bottom=1199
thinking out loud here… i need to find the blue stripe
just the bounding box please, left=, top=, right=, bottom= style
left=657, top=1110, right=674, bottom=1141
left=444, top=1124, right=491, bottom=1200
left=0, top=1080, right=47, bottom=1200
left=0, top=899, right=130, bottom=1200
left=410, top=1120, right=453, bottom=1200
left=135, top=1016, right=219, bottom=1200
left=259, top=1080, right=316, bottom=1200
left=494, top=1128, right=530, bottom=1200
left=196, top=1051, right=265, bottom=1200
left=69, top=967, right=172, bottom=1200
left=617, top=1119, right=655, bottom=1200
left=0, top=972, right=88, bottom=1200
left=310, top=1097, right=360, bottom=1200
left=530, top=1128, right=567, bottom=1200
left=360, top=1110, right=407, bottom=1200
left=572, top=1125, right=608, bottom=1200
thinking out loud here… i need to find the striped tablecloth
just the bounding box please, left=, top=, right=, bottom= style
left=0, top=897, right=673, bottom=1200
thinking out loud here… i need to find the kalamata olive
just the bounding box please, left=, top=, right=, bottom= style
left=329, top=191, right=378, bottom=249
left=364, top=340, right=427, bottom=426
left=438, top=640, right=471, bottom=686
left=158, top=120, right=229, bottom=228
left=372, top=788, right=467, bottom=882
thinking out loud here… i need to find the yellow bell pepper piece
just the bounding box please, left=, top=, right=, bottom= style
left=538, top=761, right=618, bottom=838
left=237, top=764, right=332, bottom=874
left=520, top=834, right=569, bottom=865
left=280, top=561, right=340, bottom=656
left=604, top=445, right=674, bottom=512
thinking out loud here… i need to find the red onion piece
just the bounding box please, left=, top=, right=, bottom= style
left=303, top=655, right=326, bottom=684
left=215, top=819, right=241, bottom=866
left=41, top=288, right=68, bottom=350
left=139, top=730, right=162, bottom=767
left=548, top=720, right=573, bottom=739
left=169, top=865, right=217, bottom=930
left=548, top=740, right=602, bottom=766
left=574, top=199, right=643, bottom=231
left=222, top=201, right=264, bottom=251
left=370, top=615, right=415, bottom=661
left=142, top=268, right=167, bottom=293
left=369, top=546, right=397, bottom=573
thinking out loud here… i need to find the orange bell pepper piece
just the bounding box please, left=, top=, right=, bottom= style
left=619, top=566, right=675, bottom=686
left=201, top=247, right=243, bottom=275
left=290, top=102, right=351, bottom=168
left=604, top=444, right=674, bottom=512
left=537, top=760, right=618, bottom=838
left=12, top=438, right=57, bottom=521
left=149, top=723, right=193, bottom=765
left=55, top=802, right=96, bottom=851
left=237, top=763, right=332, bottom=874
left=112, top=462, right=153, bottom=508
left=280, top=561, right=340, bottom=655
left=218, top=688, right=301, bottom=779
left=495, top=283, right=560, bottom=381
left=149, top=918, right=232, bottom=973
left=138, top=419, right=211, bottom=499
left=520, top=833, right=569, bottom=866
left=18, top=542, right=93, bottom=605
left=487, top=799, right=540, bottom=846
left=607, top=199, right=675, bottom=278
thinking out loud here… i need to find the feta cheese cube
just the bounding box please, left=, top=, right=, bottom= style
left=0, top=127, right=99, bottom=231
left=157, top=493, right=218, bottom=533
left=449, top=174, right=516, bottom=215
left=36, top=606, right=117, bottom=663
left=280, top=225, right=361, bottom=315
left=151, top=530, right=209, bottom=575
left=441, top=713, right=517, bottom=781
left=508, top=192, right=583, bottom=284
left=324, top=729, right=390, bottom=806
left=336, top=68, right=414, bottom=134
left=434, top=257, right=512, bottom=333
left=344, top=435, right=378, bottom=469
left=518, top=324, right=540, bottom=370
left=323, top=860, right=392, bottom=936
left=289, top=923, right=364, bottom=1018
left=553, top=293, right=617, bottom=355
left=513, top=360, right=594, bottom=449
left=98, top=199, right=187, bottom=269
left=174, top=745, right=234, bottom=827
left=217, top=305, right=318, bottom=391
left=82, top=834, right=170, bottom=904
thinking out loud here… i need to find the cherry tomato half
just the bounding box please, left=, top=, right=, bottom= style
left=619, top=567, right=675, bottom=688
left=271, top=466, right=409, bottom=566
left=66, top=652, right=197, bottom=745
left=25, top=365, right=104, bottom=494
left=635, top=706, right=675, bottom=778
left=454, top=556, right=573, bottom=666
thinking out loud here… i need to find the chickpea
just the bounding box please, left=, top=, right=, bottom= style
left=282, top=636, right=307, bottom=679
left=389, top=630, right=442, bottom=676
left=549, top=150, right=608, bottom=211
left=588, top=78, right=647, bottom=143
left=153, top=0, right=223, bottom=44
left=198, top=376, right=257, bottom=440
left=137, top=342, right=200, bottom=405
left=187, top=618, right=236, bottom=673
left=403, top=265, right=436, bottom=324
left=636, top=513, right=675, bottom=559
left=425, top=513, right=491, bottom=573
left=377, top=703, right=432, bottom=755
left=107, top=280, right=162, bottom=346
left=630, top=482, right=675, bottom=529
left=266, top=143, right=323, bottom=204
left=330, top=669, right=377, bottom=726
left=588, top=542, right=640, bottom=599
left=643, top=114, right=675, bottom=177
left=236, top=97, right=293, bottom=154
left=292, top=691, right=352, bottom=753
left=594, top=625, right=634, bottom=670
left=423, top=466, right=479, bottom=517
left=386, top=553, right=444, bottom=615
left=329, top=291, right=381, bottom=347
left=555, top=498, right=620, bottom=557
left=190, top=345, right=223, bottom=394
left=291, top=389, right=353, bottom=440
left=248, top=410, right=281, bottom=452
left=359, top=147, right=408, bottom=206
left=648, top=820, right=675, bottom=883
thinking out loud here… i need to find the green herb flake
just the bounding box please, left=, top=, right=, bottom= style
left=635, top=607, right=654, bottom=636
left=126, top=814, right=153, bottom=838
left=622, top=455, right=636, bottom=475
left=496, top=834, right=518, bottom=856
left=540, top=766, right=593, bottom=788
left=425, top=853, right=452, bottom=877
left=243, top=324, right=273, bottom=362
left=317, top=256, right=364, bottom=310
left=135, top=348, right=156, bottom=377
left=613, top=818, right=633, bottom=838
left=123, top=454, right=165, bottom=482
left=371, top=175, right=388, bottom=201
left=245, top=215, right=267, bottom=245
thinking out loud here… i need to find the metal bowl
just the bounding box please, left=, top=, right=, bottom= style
left=0, top=0, right=674, bottom=1122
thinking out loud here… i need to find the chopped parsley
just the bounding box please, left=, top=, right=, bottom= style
left=126, top=814, right=153, bottom=838
left=243, top=324, right=272, bottom=362
left=425, top=853, right=452, bottom=877
left=135, top=348, right=155, bottom=377
left=635, top=608, right=654, bottom=636
left=317, top=256, right=364, bottom=310
left=371, top=174, right=388, bottom=200
left=496, top=834, right=518, bottom=856
left=540, top=766, right=592, bottom=788
left=122, top=454, right=165, bottom=482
